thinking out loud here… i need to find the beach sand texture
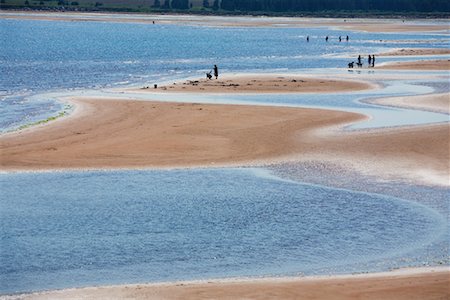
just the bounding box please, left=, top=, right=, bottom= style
left=17, top=268, right=450, bottom=300
left=142, top=76, right=374, bottom=93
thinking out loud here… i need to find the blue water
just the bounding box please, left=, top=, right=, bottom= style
left=1, top=18, right=449, bottom=131
left=0, top=169, right=446, bottom=294
left=0, top=16, right=449, bottom=295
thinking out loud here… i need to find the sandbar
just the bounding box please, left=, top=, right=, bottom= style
left=1, top=97, right=448, bottom=186
left=14, top=267, right=450, bottom=300
left=372, top=93, right=450, bottom=114
left=378, top=59, right=450, bottom=70
left=378, top=48, right=450, bottom=57
left=139, top=75, right=374, bottom=93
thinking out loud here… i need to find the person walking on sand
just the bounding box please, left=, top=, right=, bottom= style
left=372, top=55, right=375, bottom=67
left=213, top=65, right=219, bottom=79
left=368, top=55, right=372, bottom=66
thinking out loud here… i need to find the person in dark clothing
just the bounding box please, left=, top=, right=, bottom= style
left=368, top=55, right=372, bottom=66
left=346, top=35, right=349, bottom=41
left=358, top=55, right=361, bottom=65
left=325, top=36, right=328, bottom=42
left=339, top=36, right=342, bottom=42
left=307, top=36, right=309, bottom=42
left=213, top=65, right=218, bottom=79
left=372, top=55, right=375, bottom=67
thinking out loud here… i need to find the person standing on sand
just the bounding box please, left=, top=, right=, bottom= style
left=368, top=55, right=372, bottom=66
left=213, top=65, right=219, bottom=79
left=346, top=35, right=349, bottom=41
left=358, top=55, right=361, bottom=65
left=372, top=55, right=375, bottom=67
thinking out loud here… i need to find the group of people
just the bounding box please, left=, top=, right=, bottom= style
left=206, top=64, right=219, bottom=80
left=308, top=35, right=349, bottom=42
left=349, top=54, right=376, bottom=68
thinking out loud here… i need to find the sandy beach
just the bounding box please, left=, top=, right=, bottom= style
left=1, top=86, right=448, bottom=186
left=140, top=75, right=374, bottom=93
left=14, top=267, right=450, bottom=300
left=378, top=59, right=450, bottom=70
left=372, top=93, right=450, bottom=114
left=1, top=13, right=449, bottom=299
left=378, top=48, right=450, bottom=56
left=1, top=12, right=449, bottom=32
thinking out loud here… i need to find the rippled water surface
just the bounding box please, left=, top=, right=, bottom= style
left=0, top=169, right=446, bottom=294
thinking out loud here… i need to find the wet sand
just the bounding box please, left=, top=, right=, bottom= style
left=372, top=93, right=450, bottom=114
left=1, top=12, right=448, bottom=32
left=0, top=99, right=364, bottom=170
left=1, top=96, right=448, bottom=186
left=378, top=59, right=450, bottom=70
left=139, top=75, right=374, bottom=93
left=15, top=267, right=450, bottom=300
left=378, top=48, right=450, bottom=56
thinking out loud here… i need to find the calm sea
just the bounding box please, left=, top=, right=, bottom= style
left=0, top=17, right=449, bottom=294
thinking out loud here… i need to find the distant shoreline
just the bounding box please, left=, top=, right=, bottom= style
left=1, top=7, right=450, bottom=19
left=1, top=11, right=449, bottom=32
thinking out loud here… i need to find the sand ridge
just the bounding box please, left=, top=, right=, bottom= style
left=138, top=75, right=375, bottom=94
left=378, top=59, right=450, bottom=70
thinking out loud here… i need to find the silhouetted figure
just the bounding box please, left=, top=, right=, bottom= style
left=339, top=36, right=342, bottom=42
left=213, top=65, right=218, bottom=79
left=348, top=62, right=354, bottom=68
left=307, top=36, right=309, bottom=42
left=358, top=55, right=361, bottom=65
left=346, top=35, right=349, bottom=41
left=325, top=36, right=329, bottom=42
left=368, top=55, right=372, bottom=66
left=154, top=84, right=157, bottom=89
left=206, top=71, right=212, bottom=80
left=372, top=55, right=375, bottom=67
left=152, top=21, right=155, bottom=24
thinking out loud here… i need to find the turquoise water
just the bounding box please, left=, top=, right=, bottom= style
left=0, top=168, right=446, bottom=294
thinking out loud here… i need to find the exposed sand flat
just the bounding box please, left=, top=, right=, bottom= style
left=372, top=93, right=450, bottom=114
left=378, top=48, right=450, bottom=57
left=1, top=12, right=448, bottom=32
left=15, top=268, right=450, bottom=300
left=0, top=99, right=363, bottom=170
left=378, top=59, right=450, bottom=70
left=1, top=98, right=448, bottom=186
left=140, top=75, right=374, bottom=93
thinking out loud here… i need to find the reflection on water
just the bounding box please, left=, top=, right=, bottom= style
left=0, top=168, right=446, bottom=294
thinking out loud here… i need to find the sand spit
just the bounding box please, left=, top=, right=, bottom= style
left=372, top=93, right=450, bottom=114
left=138, top=75, right=374, bottom=94
left=378, top=48, right=450, bottom=57
left=378, top=59, right=450, bottom=70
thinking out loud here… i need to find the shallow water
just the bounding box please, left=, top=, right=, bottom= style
left=0, top=168, right=446, bottom=294
left=1, top=16, right=449, bottom=295
left=1, top=18, right=449, bottom=131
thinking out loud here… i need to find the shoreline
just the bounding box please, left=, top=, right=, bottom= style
left=1, top=11, right=449, bottom=32
left=9, top=267, right=450, bottom=300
